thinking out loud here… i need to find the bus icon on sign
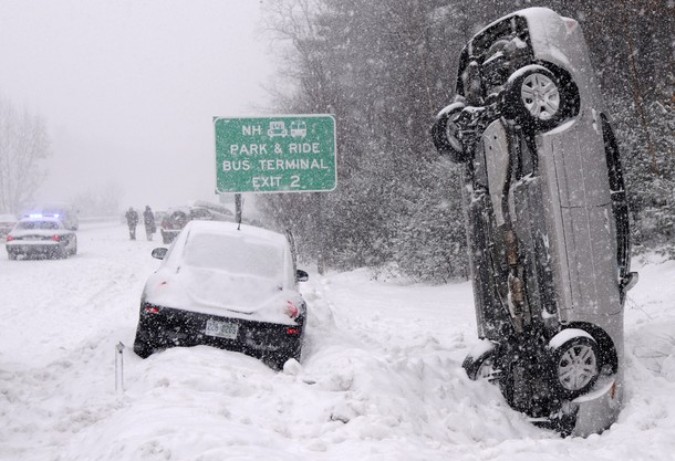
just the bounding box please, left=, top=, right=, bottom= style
left=268, top=121, right=288, bottom=138
left=290, top=121, right=307, bottom=138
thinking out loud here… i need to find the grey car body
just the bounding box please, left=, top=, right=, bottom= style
left=432, top=8, right=636, bottom=436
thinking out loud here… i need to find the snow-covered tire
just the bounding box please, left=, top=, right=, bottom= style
left=431, top=102, right=468, bottom=163
left=548, top=329, right=600, bottom=398
left=504, top=65, right=565, bottom=130
left=463, top=341, right=499, bottom=381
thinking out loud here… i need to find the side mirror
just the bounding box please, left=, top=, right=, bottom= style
left=151, top=247, right=168, bottom=260
left=296, top=269, right=309, bottom=282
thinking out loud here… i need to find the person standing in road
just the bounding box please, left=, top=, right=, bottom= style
left=143, top=205, right=156, bottom=241
left=125, top=206, right=139, bottom=240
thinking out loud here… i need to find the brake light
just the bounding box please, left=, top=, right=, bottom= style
left=144, top=305, right=161, bottom=314
left=51, top=235, right=61, bottom=242
left=6, top=235, right=13, bottom=242
left=286, top=327, right=301, bottom=336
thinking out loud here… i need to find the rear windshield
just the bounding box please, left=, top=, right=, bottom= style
left=18, top=221, right=60, bottom=230
left=182, top=232, right=285, bottom=278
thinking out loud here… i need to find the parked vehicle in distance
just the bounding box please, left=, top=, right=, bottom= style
left=133, top=220, right=309, bottom=369
left=6, top=217, right=78, bottom=260
left=431, top=7, right=636, bottom=436
left=160, top=204, right=233, bottom=244
left=0, top=214, right=18, bottom=239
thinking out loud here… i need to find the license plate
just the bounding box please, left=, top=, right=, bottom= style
left=204, top=319, right=239, bottom=339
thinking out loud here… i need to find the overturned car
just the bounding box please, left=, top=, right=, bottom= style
left=431, top=8, right=637, bottom=436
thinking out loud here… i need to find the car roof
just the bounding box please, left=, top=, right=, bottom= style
left=183, top=220, right=288, bottom=246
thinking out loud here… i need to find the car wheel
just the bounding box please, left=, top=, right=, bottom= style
left=8, top=251, right=17, bottom=261
left=463, top=342, right=499, bottom=382
left=431, top=102, right=468, bottom=163
left=504, top=65, right=565, bottom=130
left=548, top=329, right=601, bottom=398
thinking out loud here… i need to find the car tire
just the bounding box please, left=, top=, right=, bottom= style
left=504, top=65, right=566, bottom=130
left=431, top=102, right=469, bottom=163
left=548, top=329, right=601, bottom=399
left=463, top=343, right=499, bottom=381
left=7, top=251, right=17, bottom=261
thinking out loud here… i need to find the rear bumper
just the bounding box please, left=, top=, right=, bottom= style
left=135, top=305, right=303, bottom=358
left=7, top=241, right=62, bottom=254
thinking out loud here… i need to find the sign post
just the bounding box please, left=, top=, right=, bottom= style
left=214, top=115, right=337, bottom=194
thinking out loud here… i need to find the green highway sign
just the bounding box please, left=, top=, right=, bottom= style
left=214, top=115, right=337, bottom=193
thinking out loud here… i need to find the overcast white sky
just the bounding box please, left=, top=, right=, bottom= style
left=0, top=0, right=276, bottom=212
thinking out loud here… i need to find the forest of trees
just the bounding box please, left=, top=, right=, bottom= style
left=0, top=97, right=51, bottom=215
left=259, top=0, right=674, bottom=281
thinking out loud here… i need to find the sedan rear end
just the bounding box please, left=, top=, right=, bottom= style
left=133, top=220, right=308, bottom=369
left=6, top=218, right=77, bottom=260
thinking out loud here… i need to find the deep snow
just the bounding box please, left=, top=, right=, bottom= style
left=1, top=222, right=674, bottom=460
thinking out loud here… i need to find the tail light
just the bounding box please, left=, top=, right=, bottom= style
left=286, top=327, right=301, bottom=336
left=51, top=235, right=61, bottom=242
left=143, top=304, right=161, bottom=315
left=6, top=235, right=13, bottom=242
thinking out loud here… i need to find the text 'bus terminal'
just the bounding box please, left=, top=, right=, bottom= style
left=214, top=116, right=336, bottom=193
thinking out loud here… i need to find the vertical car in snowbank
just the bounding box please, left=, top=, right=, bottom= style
left=133, top=220, right=309, bottom=369
left=431, top=8, right=637, bottom=436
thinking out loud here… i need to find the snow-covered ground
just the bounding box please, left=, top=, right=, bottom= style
left=1, top=222, right=674, bottom=460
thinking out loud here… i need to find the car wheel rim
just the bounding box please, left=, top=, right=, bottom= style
left=557, top=344, right=597, bottom=391
left=477, top=357, right=497, bottom=380
left=445, top=122, right=463, bottom=153
left=521, top=73, right=560, bottom=121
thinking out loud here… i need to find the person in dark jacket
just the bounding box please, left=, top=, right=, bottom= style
left=143, top=206, right=156, bottom=241
left=125, top=207, right=139, bottom=240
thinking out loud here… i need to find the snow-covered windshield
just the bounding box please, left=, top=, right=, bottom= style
left=182, top=232, right=285, bottom=279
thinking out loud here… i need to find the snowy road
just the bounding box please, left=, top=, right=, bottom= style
left=1, top=222, right=674, bottom=460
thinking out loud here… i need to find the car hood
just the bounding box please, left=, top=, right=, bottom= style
left=143, top=266, right=303, bottom=324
